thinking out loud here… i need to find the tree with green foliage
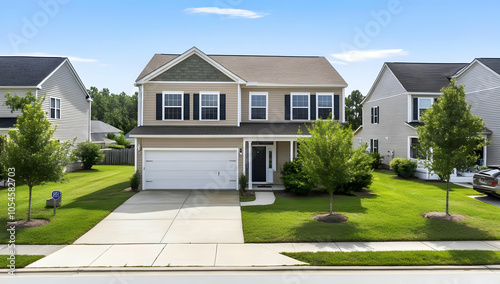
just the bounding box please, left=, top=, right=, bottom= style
left=88, top=87, right=138, bottom=133
left=0, top=94, right=72, bottom=221
left=417, top=78, right=487, bottom=215
left=114, top=133, right=131, bottom=147
left=4, top=91, right=37, bottom=113
left=345, top=90, right=364, bottom=130
left=72, top=141, right=105, bottom=170
left=297, top=118, right=373, bottom=215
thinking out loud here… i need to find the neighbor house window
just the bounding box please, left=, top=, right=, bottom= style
left=163, top=92, right=183, bottom=120
left=316, top=93, right=333, bottom=119
left=371, top=106, right=379, bottom=124
left=50, top=98, right=61, bottom=119
left=200, top=92, right=219, bottom=120
left=418, top=98, right=433, bottom=119
left=291, top=92, right=310, bottom=120
left=249, top=92, right=268, bottom=120
left=370, top=139, right=378, bottom=153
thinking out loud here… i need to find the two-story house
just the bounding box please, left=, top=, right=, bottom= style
left=355, top=61, right=495, bottom=181
left=0, top=56, right=92, bottom=143
left=130, top=47, right=347, bottom=190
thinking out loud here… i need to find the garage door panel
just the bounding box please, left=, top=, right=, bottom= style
left=145, top=160, right=236, bottom=171
left=146, top=169, right=237, bottom=180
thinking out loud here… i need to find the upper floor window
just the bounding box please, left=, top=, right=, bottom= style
left=291, top=92, right=310, bottom=120
left=418, top=98, right=433, bottom=119
left=200, top=92, right=219, bottom=120
left=250, top=92, right=268, bottom=120
left=316, top=93, right=333, bottom=119
left=371, top=106, right=379, bottom=124
left=50, top=98, right=61, bottom=119
left=163, top=92, right=183, bottom=120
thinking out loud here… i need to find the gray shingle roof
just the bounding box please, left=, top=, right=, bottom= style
left=91, top=120, right=121, bottom=134
left=0, top=56, right=66, bottom=86
left=137, top=53, right=347, bottom=86
left=129, top=123, right=311, bottom=136
left=476, top=58, right=500, bottom=75
left=386, top=62, right=468, bottom=92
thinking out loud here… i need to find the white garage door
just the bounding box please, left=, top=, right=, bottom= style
left=143, top=149, right=238, bottom=190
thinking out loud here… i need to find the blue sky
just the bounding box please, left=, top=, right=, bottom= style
left=1, top=0, right=499, bottom=97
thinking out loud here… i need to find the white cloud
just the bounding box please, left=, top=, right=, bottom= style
left=185, top=7, right=267, bottom=19
left=16, top=53, right=98, bottom=63
left=331, top=49, right=408, bottom=63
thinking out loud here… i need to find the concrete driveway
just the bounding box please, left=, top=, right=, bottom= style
left=74, top=190, right=244, bottom=244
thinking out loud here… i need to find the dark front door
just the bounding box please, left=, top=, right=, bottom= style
left=252, top=147, right=266, bottom=182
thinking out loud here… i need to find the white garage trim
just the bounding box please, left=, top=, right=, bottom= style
left=142, top=148, right=239, bottom=190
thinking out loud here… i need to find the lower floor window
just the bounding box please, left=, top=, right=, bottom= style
left=370, top=139, right=378, bottom=153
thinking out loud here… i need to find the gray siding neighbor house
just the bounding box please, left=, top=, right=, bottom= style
left=130, top=47, right=347, bottom=190
left=356, top=59, right=499, bottom=182
left=0, top=56, right=92, bottom=143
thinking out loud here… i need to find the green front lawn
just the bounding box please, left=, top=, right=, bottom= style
left=0, top=255, right=44, bottom=268
left=242, top=170, right=500, bottom=242
left=0, top=165, right=135, bottom=244
left=283, top=251, right=500, bottom=266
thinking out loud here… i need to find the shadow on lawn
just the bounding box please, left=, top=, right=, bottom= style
left=417, top=216, right=497, bottom=241
left=60, top=181, right=134, bottom=211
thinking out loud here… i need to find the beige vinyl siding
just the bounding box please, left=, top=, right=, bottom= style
left=137, top=137, right=244, bottom=178
left=241, top=87, right=344, bottom=123
left=355, top=66, right=414, bottom=165
left=0, top=88, right=34, bottom=118
left=39, top=62, right=90, bottom=143
left=457, top=62, right=500, bottom=165
left=142, top=82, right=238, bottom=126
left=274, top=141, right=291, bottom=184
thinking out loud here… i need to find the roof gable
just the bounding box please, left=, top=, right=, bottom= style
left=0, top=56, right=66, bottom=87
left=476, top=58, right=500, bottom=75
left=151, top=54, right=234, bottom=82
left=91, top=120, right=121, bottom=134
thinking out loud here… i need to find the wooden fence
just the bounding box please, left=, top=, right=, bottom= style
left=101, top=148, right=134, bottom=165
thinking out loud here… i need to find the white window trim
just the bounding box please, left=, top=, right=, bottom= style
left=200, top=91, right=220, bottom=121
left=370, top=138, right=379, bottom=153
left=290, top=92, right=310, bottom=121
left=49, top=97, right=61, bottom=120
left=162, top=91, right=184, bottom=121
left=316, top=92, right=334, bottom=120
left=371, top=106, right=379, bottom=124
left=417, top=97, right=433, bottom=120
left=249, top=92, right=268, bottom=121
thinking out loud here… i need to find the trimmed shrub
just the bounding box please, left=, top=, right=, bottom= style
left=281, top=159, right=315, bottom=195
left=370, top=152, right=384, bottom=169
left=72, top=140, right=105, bottom=170
left=106, top=144, right=125, bottom=149
left=114, top=133, right=131, bottom=147
left=344, top=151, right=374, bottom=193
left=239, top=174, right=248, bottom=194
left=106, top=132, right=116, bottom=140
left=130, top=170, right=141, bottom=191
left=390, top=158, right=417, bottom=178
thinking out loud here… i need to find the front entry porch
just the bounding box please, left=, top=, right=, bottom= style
left=243, top=138, right=297, bottom=190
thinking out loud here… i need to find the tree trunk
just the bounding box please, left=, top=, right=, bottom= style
left=446, top=179, right=450, bottom=216
left=329, top=194, right=333, bottom=215
left=28, top=185, right=33, bottom=221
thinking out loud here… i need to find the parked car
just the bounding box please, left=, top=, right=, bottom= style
left=472, top=166, right=500, bottom=198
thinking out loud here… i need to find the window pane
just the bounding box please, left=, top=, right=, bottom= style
left=317, top=95, right=332, bottom=107
left=269, top=150, right=272, bottom=169
left=56, top=109, right=61, bottom=119
left=292, top=108, right=308, bottom=120
left=201, top=94, right=218, bottom=107
left=50, top=109, right=55, bottom=118
left=251, top=108, right=266, bottom=119
left=51, top=98, right=55, bottom=108
left=251, top=95, right=266, bottom=107
left=292, top=95, right=308, bottom=107
left=55, top=99, right=60, bottom=108
left=419, top=98, right=432, bottom=109
left=202, top=107, right=218, bottom=120
left=164, top=107, right=181, bottom=120
left=165, top=94, right=182, bottom=106
left=318, top=108, right=332, bottom=119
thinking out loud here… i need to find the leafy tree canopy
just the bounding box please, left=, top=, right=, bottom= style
left=88, top=87, right=137, bottom=133
left=345, top=90, right=364, bottom=130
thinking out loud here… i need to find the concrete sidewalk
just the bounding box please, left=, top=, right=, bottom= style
left=240, top=192, right=276, bottom=206
left=22, top=240, right=500, bottom=268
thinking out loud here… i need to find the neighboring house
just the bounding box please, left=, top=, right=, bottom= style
left=91, top=120, right=121, bottom=148
left=130, top=47, right=347, bottom=190
left=355, top=61, right=495, bottom=182
left=0, top=56, right=92, bottom=143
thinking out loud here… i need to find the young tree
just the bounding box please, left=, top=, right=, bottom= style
left=297, top=119, right=372, bottom=215
left=0, top=94, right=72, bottom=221
left=417, top=78, right=487, bottom=215
left=345, top=90, right=364, bottom=130
left=72, top=141, right=105, bottom=170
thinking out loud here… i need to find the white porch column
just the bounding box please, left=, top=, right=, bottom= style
left=249, top=141, right=253, bottom=190
left=290, top=140, right=294, bottom=161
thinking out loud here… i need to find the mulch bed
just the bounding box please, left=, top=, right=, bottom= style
left=423, top=212, right=466, bottom=221
left=313, top=213, right=349, bottom=223
left=8, top=219, right=50, bottom=229
left=240, top=191, right=255, bottom=197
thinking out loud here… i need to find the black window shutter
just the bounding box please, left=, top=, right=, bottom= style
left=370, top=139, right=373, bottom=153
left=183, top=93, right=190, bottom=120
left=156, top=93, right=162, bottom=120
left=284, top=94, right=290, bottom=120
left=220, top=94, right=226, bottom=120
left=413, top=97, right=419, bottom=121
left=376, top=106, right=380, bottom=123
left=310, top=95, right=316, bottom=120
left=371, top=107, right=374, bottom=124
left=334, top=94, right=340, bottom=120
left=193, top=93, right=199, bottom=120
left=434, top=97, right=438, bottom=103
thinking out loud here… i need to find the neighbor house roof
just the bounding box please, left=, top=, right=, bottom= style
left=0, top=56, right=66, bottom=87
left=386, top=62, right=468, bottom=93
left=91, top=120, right=121, bottom=142
left=476, top=58, right=500, bottom=75
left=129, top=123, right=311, bottom=137
left=137, top=53, right=347, bottom=86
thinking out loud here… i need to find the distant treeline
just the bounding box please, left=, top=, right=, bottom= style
left=88, top=87, right=137, bottom=133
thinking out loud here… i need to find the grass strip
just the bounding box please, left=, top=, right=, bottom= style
left=1, top=255, right=44, bottom=268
